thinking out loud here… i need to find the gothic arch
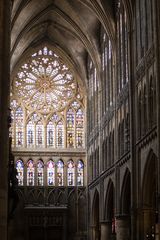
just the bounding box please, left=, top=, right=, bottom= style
left=92, top=189, right=100, bottom=223
left=104, top=179, right=114, bottom=221
left=141, top=150, right=158, bottom=239
left=142, top=150, right=157, bottom=207
left=92, top=189, right=100, bottom=240
left=120, top=168, right=131, bottom=215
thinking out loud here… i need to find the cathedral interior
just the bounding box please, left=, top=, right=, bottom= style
left=0, top=0, right=160, bottom=239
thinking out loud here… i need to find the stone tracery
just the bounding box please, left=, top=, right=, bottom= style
left=10, top=46, right=85, bottom=149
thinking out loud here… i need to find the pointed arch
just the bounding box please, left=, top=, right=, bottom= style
left=92, top=189, right=100, bottom=239
left=142, top=150, right=158, bottom=239
left=57, top=159, right=64, bottom=186
left=77, top=159, right=84, bottom=186
left=120, top=168, right=131, bottom=215
left=104, top=179, right=115, bottom=234
left=142, top=150, right=157, bottom=207
left=16, top=159, right=24, bottom=186
left=37, top=159, right=44, bottom=186
left=27, top=159, right=34, bottom=186
left=67, top=159, right=75, bottom=186
left=92, top=189, right=100, bottom=223
left=47, top=160, right=55, bottom=186
left=104, top=179, right=114, bottom=221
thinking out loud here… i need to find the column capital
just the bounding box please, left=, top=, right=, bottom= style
left=115, top=214, right=130, bottom=220
left=100, top=220, right=112, bottom=224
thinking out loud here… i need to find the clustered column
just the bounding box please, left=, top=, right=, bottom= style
left=100, top=221, right=112, bottom=240
left=116, top=215, right=130, bottom=240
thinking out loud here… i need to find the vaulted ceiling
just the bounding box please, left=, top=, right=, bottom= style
left=11, top=0, right=116, bottom=88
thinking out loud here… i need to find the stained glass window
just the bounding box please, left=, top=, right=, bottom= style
left=27, top=159, right=34, bottom=186
left=47, top=160, right=55, bottom=186
left=67, top=108, right=75, bottom=148
left=67, top=160, right=75, bottom=186
left=10, top=46, right=85, bottom=150
left=16, top=159, right=24, bottom=186
left=36, top=121, right=43, bottom=147
left=13, top=46, right=76, bottom=115
left=57, top=160, right=64, bottom=186
left=47, top=122, right=54, bottom=147
left=37, top=160, right=44, bottom=186
left=27, top=121, right=34, bottom=147
left=71, top=101, right=80, bottom=110
left=76, top=108, right=84, bottom=148
left=15, top=107, right=23, bottom=147
left=77, top=160, right=84, bottom=186
left=56, top=121, right=64, bottom=148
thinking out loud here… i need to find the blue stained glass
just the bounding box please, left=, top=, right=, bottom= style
left=16, top=159, right=24, bottom=186
left=27, top=160, right=34, bottom=186
left=67, top=160, right=75, bottom=186
left=47, top=160, right=55, bottom=186
left=77, top=160, right=84, bottom=186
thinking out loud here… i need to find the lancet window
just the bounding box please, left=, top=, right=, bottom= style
left=117, top=1, right=129, bottom=91
left=36, top=121, right=43, bottom=147
left=15, top=107, right=23, bottom=147
left=67, top=108, right=75, bottom=148
left=77, top=160, right=84, bottom=186
left=15, top=158, right=85, bottom=186
left=56, top=121, right=64, bottom=148
left=47, top=160, right=55, bottom=186
left=76, top=108, right=84, bottom=148
left=47, top=121, right=55, bottom=147
left=37, top=160, right=44, bottom=186
left=16, top=159, right=24, bottom=186
left=67, top=160, right=75, bottom=186
left=57, top=160, right=64, bottom=186
left=27, top=159, right=34, bottom=186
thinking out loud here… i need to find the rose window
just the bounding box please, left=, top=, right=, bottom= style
left=13, top=47, right=77, bottom=114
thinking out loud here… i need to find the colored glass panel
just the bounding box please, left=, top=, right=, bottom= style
left=47, top=122, right=54, bottom=147
left=77, top=160, right=84, bottom=186
left=67, top=108, right=75, bottom=147
left=57, top=160, right=64, bottom=186
left=56, top=121, right=64, bottom=148
left=16, top=159, right=24, bottom=186
left=37, top=160, right=44, bottom=186
left=47, top=160, right=55, bottom=186
left=15, top=107, right=23, bottom=147
left=27, top=160, right=34, bottom=186
left=67, top=160, right=75, bottom=186
left=36, top=121, right=43, bottom=146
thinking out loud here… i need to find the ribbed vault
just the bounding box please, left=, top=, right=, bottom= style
left=11, top=0, right=116, bottom=89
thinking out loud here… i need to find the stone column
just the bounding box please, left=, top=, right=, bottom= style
left=0, top=0, right=11, bottom=239
left=142, top=208, right=156, bottom=240
left=116, top=215, right=130, bottom=240
left=155, top=223, right=160, bottom=240
left=100, top=221, right=112, bottom=240
left=89, top=225, right=96, bottom=240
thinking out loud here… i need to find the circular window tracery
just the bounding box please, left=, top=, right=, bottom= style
left=13, top=47, right=77, bottom=115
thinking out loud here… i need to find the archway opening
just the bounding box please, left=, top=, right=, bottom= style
left=93, top=191, right=100, bottom=240
left=142, top=151, right=158, bottom=239
left=104, top=181, right=115, bottom=238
